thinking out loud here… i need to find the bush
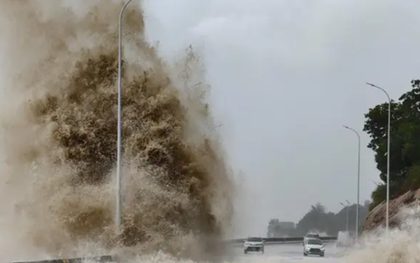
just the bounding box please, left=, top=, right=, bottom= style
left=403, top=164, right=420, bottom=191
left=370, top=183, right=386, bottom=211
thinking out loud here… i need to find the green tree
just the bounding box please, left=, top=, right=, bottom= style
left=364, top=80, right=420, bottom=209
left=295, top=203, right=336, bottom=235
left=266, top=202, right=370, bottom=237
left=267, top=219, right=297, bottom=237
left=267, top=218, right=281, bottom=237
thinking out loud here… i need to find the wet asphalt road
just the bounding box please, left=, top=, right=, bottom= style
left=226, top=242, right=345, bottom=263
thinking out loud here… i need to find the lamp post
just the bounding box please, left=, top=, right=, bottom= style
left=343, top=125, right=361, bottom=242
left=116, top=0, right=133, bottom=233
left=340, top=200, right=352, bottom=232
left=366, top=82, right=391, bottom=238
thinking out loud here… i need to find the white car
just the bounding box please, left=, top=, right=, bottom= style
left=303, top=238, right=325, bottom=257
left=244, top=237, right=265, bottom=254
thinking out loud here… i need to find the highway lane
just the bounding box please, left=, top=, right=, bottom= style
left=224, top=242, right=346, bottom=262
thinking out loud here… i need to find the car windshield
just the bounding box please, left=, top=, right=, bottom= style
left=308, top=239, right=322, bottom=245
left=247, top=237, right=262, bottom=242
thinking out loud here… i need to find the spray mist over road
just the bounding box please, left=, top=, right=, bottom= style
left=0, top=1, right=420, bottom=263
left=0, top=0, right=234, bottom=261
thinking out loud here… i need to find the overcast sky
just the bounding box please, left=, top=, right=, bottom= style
left=141, top=0, right=420, bottom=237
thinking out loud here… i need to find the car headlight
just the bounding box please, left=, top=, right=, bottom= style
left=320, top=247, right=325, bottom=250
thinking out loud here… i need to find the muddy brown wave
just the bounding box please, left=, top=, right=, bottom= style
left=0, top=0, right=234, bottom=261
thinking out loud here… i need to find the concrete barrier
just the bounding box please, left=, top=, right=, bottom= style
left=225, top=236, right=337, bottom=245
left=12, top=255, right=113, bottom=263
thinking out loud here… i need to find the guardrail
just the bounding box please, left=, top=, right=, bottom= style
left=11, top=255, right=113, bottom=263
left=224, top=236, right=337, bottom=245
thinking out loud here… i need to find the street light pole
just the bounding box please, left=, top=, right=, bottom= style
left=340, top=202, right=350, bottom=232
left=345, top=200, right=351, bottom=233
left=343, top=125, right=361, bottom=242
left=366, top=82, right=391, bottom=239
left=116, top=0, right=133, bottom=233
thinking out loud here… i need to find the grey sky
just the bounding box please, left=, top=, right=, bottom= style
left=141, top=0, right=420, bottom=237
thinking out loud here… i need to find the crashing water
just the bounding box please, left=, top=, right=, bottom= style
left=0, top=1, right=420, bottom=263
left=340, top=206, right=420, bottom=263
left=0, top=0, right=234, bottom=262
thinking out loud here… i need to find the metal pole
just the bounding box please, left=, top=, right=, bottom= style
left=346, top=206, right=349, bottom=232
left=343, top=125, right=361, bottom=242
left=116, top=0, right=133, bottom=233
left=345, top=200, right=351, bottom=233
left=366, top=82, right=391, bottom=239
left=340, top=202, right=349, bottom=232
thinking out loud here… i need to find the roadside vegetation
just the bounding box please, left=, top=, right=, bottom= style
left=364, top=79, right=420, bottom=210
left=267, top=202, right=369, bottom=237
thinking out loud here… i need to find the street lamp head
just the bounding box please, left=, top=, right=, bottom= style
left=366, top=82, right=391, bottom=102
left=343, top=125, right=349, bottom=129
